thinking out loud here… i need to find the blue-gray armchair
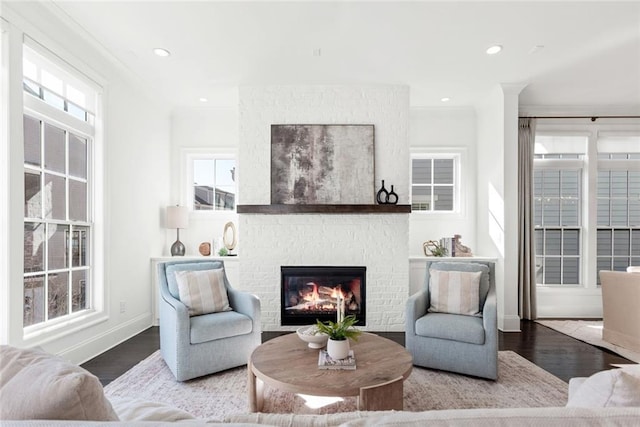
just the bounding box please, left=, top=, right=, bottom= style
left=406, top=261, right=498, bottom=380
left=158, top=260, right=261, bottom=381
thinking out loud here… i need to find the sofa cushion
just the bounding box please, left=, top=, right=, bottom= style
left=0, top=345, right=119, bottom=421
left=567, top=366, right=640, bottom=408
left=428, top=269, right=482, bottom=316
left=429, top=262, right=491, bottom=310
left=190, top=311, right=253, bottom=344
left=415, top=312, right=485, bottom=344
left=165, top=261, right=224, bottom=299
left=175, top=268, right=231, bottom=316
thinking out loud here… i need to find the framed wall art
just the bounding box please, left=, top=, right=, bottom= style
left=271, top=124, right=374, bottom=204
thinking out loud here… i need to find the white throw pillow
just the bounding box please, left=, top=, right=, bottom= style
left=428, top=269, right=482, bottom=316
left=175, top=268, right=231, bottom=316
left=567, top=367, right=640, bottom=407
left=0, top=345, right=119, bottom=421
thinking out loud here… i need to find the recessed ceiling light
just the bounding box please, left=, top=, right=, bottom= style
left=199, top=97, right=208, bottom=103
left=441, top=97, right=451, bottom=103
left=153, top=48, right=171, bottom=57
left=486, top=45, right=502, bottom=55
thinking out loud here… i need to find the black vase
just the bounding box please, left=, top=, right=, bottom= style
left=376, top=180, right=389, bottom=204
left=387, top=185, right=398, bottom=205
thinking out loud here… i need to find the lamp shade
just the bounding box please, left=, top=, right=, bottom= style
left=166, top=206, right=188, bottom=229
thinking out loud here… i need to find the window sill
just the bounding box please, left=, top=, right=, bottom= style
left=23, top=310, right=108, bottom=347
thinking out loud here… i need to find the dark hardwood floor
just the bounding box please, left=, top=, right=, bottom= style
left=82, top=320, right=634, bottom=386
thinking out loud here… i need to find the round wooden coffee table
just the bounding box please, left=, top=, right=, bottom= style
left=248, top=332, right=413, bottom=412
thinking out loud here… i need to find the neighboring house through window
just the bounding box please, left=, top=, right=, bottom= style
left=410, top=153, right=459, bottom=213
left=185, top=151, right=237, bottom=212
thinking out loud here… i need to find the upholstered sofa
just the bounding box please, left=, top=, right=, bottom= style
left=2, top=346, right=639, bottom=426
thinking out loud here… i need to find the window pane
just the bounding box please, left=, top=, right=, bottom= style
left=535, top=257, right=543, bottom=284
left=561, top=170, right=579, bottom=197
left=72, top=227, right=89, bottom=267
left=412, top=159, right=432, bottom=184
left=535, top=230, right=544, bottom=255
left=597, top=258, right=612, bottom=285
left=545, top=230, right=562, bottom=255
left=215, top=186, right=236, bottom=210
left=48, top=271, right=68, bottom=320
left=69, top=180, right=87, bottom=221
left=24, top=222, right=45, bottom=273
left=193, top=159, right=214, bottom=186
left=24, top=115, right=41, bottom=166
left=534, top=198, right=542, bottom=226
left=533, top=171, right=542, bottom=197
left=24, top=275, right=45, bottom=326
left=434, top=186, right=453, bottom=211
left=613, top=257, right=630, bottom=272
left=69, top=134, right=87, bottom=179
left=561, top=199, right=579, bottom=226
left=632, top=230, right=640, bottom=255
left=543, top=170, right=560, bottom=197
left=215, top=159, right=236, bottom=187
left=630, top=199, right=640, bottom=227
left=611, top=200, right=628, bottom=226
left=597, top=199, right=610, bottom=226
left=563, top=230, right=579, bottom=255
left=597, top=229, right=612, bottom=256
left=433, top=159, right=453, bottom=184
left=411, top=186, right=431, bottom=211
left=543, top=198, right=560, bottom=226
left=44, top=123, right=65, bottom=173
left=194, top=185, right=214, bottom=210
left=44, top=174, right=66, bottom=220
left=24, top=170, right=41, bottom=218
left=613, top=229, right=630, bottom=256
left=67, top=103, right=87, bottom=121
left=48, top=224, right=69, bottom=270
left=72, top=270, right=88, bottom=312
left=610, top=171, right=628, bottom=197
left=597, top=171, right=610, bottom=197
left=563, top=258, right=579, bottom=284
left=544, top=257, right=561, bottom=284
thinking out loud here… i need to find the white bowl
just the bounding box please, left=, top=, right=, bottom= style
left=296, top=325, right=329, bottom=349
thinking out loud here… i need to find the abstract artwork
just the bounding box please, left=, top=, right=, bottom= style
left=271, top=124, right=374, bottom=204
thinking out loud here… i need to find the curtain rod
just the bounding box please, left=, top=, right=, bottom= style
left=519, top=115, right=640, bottom=122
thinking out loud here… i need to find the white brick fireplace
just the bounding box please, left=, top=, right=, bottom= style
left=238, top=85, right=410, bottom=331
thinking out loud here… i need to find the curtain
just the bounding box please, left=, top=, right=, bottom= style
left=518, top=118, right=537, bottom=320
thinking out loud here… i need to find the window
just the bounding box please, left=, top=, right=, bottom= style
left=533, top=132, right=640, bottom=287
left=22, top=43, right=99, bottom=328
left=186, top=151, right=236, bottom=212
left=595, top=135, right=640, bottom=282
left=410, top=154, right=458, bottom=212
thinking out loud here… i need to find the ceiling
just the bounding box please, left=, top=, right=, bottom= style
left=48, top=1, right=640, bottom=110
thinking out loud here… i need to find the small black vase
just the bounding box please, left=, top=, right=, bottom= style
left=387, top=185, right=398, bottom=205
left=376, top=180, right=389, bottom=204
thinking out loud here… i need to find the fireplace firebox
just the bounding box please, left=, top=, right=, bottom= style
left=281, top=266, right=366, bottom=326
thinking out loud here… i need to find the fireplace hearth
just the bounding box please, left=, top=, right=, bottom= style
left=281, top=266, right=366, bottom=326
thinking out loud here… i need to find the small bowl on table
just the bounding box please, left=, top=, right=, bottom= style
left=296, top=325, right=328, bottom=349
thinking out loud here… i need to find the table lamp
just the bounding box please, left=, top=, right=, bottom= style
left=166, top=205, right=188, bottom=256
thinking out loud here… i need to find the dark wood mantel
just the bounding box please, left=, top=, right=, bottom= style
left=237, top=204, right=411, bottom=214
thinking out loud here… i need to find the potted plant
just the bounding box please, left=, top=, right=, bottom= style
left=316, top=315, right=362, bottom=360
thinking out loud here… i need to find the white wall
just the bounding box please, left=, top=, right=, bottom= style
left=475, top=84, right=524, bottom=332
left=1, top=3, right=171, bottom=363
left=238, top=85, right=410, bottom=332
left=168, top=107, right=239, bottom=257
left=409, top=107, right=477, bottom=257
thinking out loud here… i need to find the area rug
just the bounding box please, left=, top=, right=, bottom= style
left=536, top=320, right=640, bottom=364
left=104, top=350, right=568, bottom=420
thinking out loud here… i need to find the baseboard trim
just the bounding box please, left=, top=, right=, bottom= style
left=499, top=315, right=521, bottom=332
left=58, top=313, right=152, bottom=365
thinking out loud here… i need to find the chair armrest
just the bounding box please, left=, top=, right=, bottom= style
left=406, top=290, right=428, bottom=336
left=227, top=289, right=261, bottom=319
left=482, top=288, right=498, bottom=344
left=159, top=284, right=189, bottom=319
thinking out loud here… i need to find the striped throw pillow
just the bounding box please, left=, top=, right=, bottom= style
left=174, top=269, right=231, bottom=316
left=428, top=269, right=482, bottom=316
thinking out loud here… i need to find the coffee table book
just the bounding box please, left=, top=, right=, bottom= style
left=318, top=350, right=356, bottom=370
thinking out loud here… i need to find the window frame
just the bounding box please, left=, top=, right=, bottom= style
left=20, top=38, right=106, bottom=341
left=181, top=148, right=238, bottom=215
left=409, top=150, right=461, bottom=215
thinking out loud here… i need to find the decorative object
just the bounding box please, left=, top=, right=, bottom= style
left=174, top=269, right=231, bottom=316
left=453, top=234, right=473, bottom=257
left=318, top=349, right=356, bottom=370
left=271, top=124, right=374, bottom=204
left=315, top=314, right=362, bottom=360
left=296, top=325, right=328, bottom=349
left=376, top=180, right=399, bottom=204
left=376, top=180, right=389, bottom=204
left=423, top=240, right=448, bottom=257
left=218, top=247, right=228, bottom=257
left=223, top=222, right=237, bottom=252
left=166, top=205, right=188, bottom=256
left=198, top=242, right=211, bottom=256
left=428, top=269, right=482, bottom=316
left=104, top=350, right=568, bottom=418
